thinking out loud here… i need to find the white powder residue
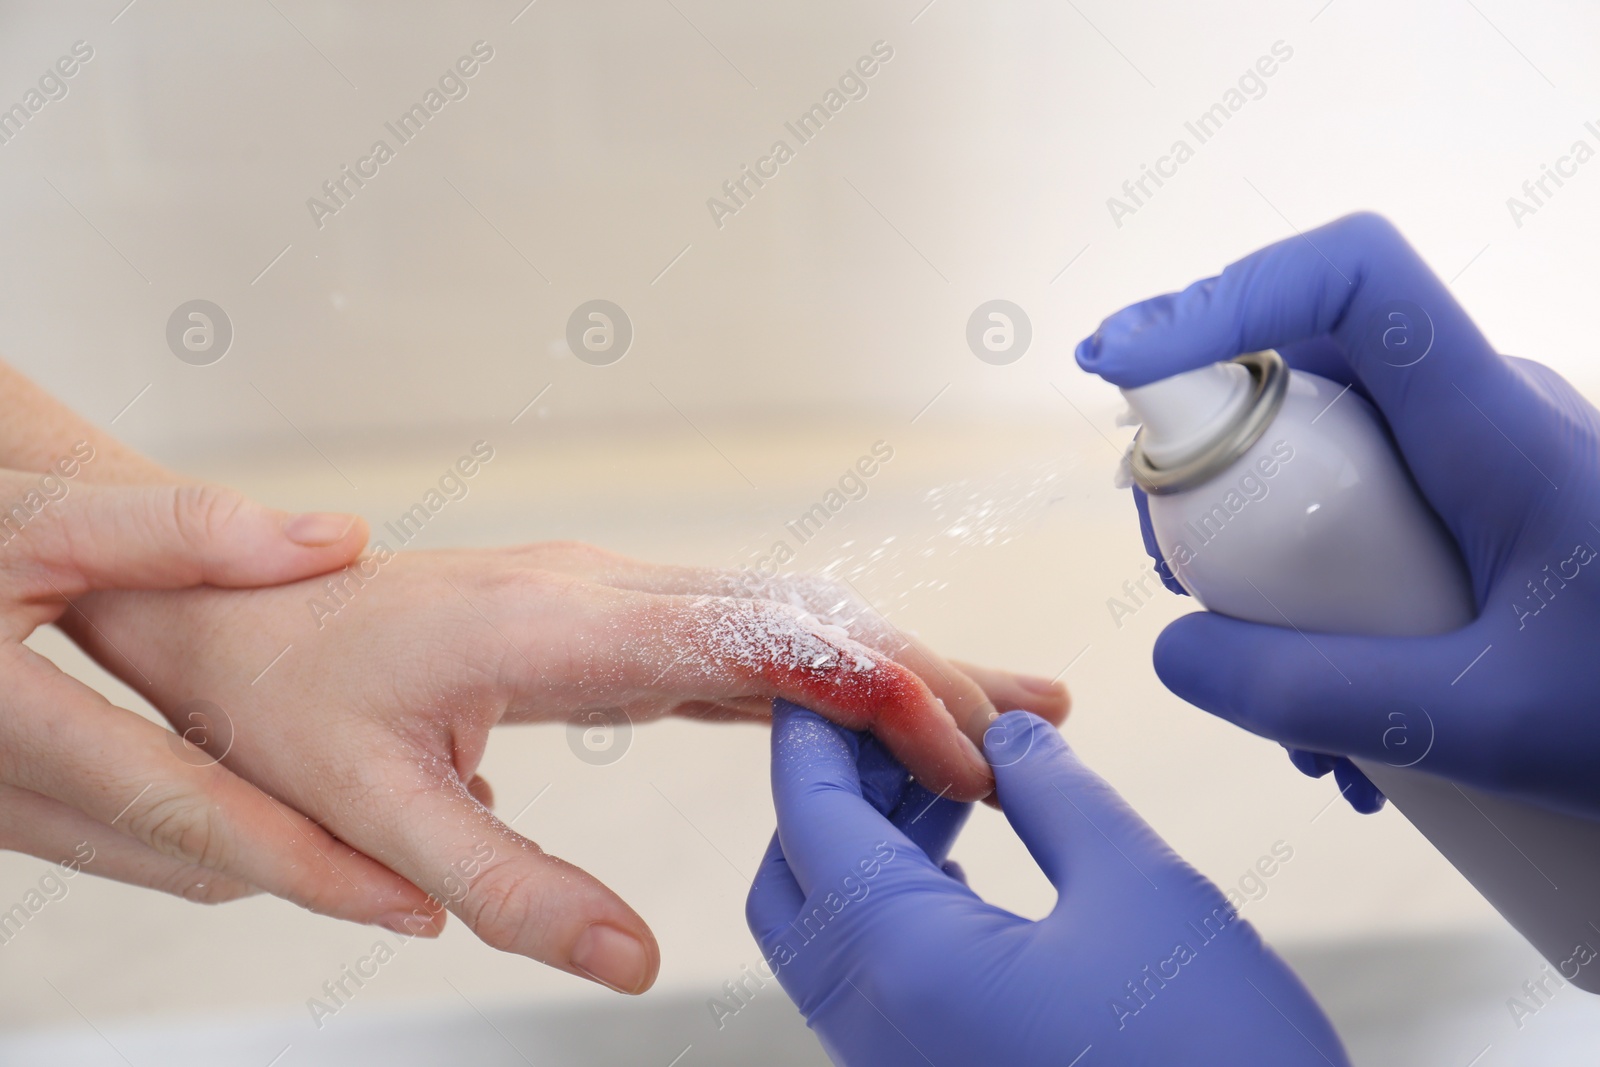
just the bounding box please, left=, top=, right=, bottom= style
left=708, top=571, right=897, bottom=651
left=686, top=598, right=877, bottom=677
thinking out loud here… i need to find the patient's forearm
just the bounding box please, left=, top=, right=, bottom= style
left=0, top=360, right=182, bottom=485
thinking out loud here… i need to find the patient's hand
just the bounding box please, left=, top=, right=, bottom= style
left=64, top=542, right=1067, bottom=994
left=0, top=475, right=435, bottom=931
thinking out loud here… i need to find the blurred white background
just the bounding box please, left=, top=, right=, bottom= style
left=1, top=1, right=1600, bottom=1064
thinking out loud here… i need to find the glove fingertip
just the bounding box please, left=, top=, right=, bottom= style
left=1334, top=759, right=1387, bottom=815
left=773, top=699, right=860, bottom=754
left=771, top=700, right=865, bottom=803
left=982, top=710, right=1064, bottom=770
left=1133, top=486, right=1189, bottom=599
left=1075, top=331, right=1104, bottom=371
left=1285, top=747, right=1336, bottom=779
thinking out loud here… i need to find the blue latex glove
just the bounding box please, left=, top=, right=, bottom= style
left=747, top=701, right=1348, bottom=1066
left=1077, top=212, right=1600, bottom=820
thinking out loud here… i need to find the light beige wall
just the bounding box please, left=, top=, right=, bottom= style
left=0, top=0, right=1595, bottom=463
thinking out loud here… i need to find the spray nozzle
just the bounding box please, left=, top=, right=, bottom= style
left=1121, top=361, right=1253, bottom=469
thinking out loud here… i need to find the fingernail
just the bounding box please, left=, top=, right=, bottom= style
left=1014, top=673, right=1066, bottom=696
left=377, top=910, right=440, bottom=938
left=572, top=923, right=651, bottom=994
left=283, top=512, right=358, bottom=547
left=1075, top=331, right=1103, bottom=367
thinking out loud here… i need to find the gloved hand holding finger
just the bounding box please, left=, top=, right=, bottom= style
left=748, top=705, right=1348, bottom=1066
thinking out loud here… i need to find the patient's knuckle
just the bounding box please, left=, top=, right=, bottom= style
left=517, top=541, right=623, bottom=574
left=542, top=540, right=615, bottom=564
left=170, top=485, right=247, bottom=551
left=480, top=566, right=581, bottom=609
left=458, top=855, right=551, bottom=953
left=129, top=789, right=231, bottom=870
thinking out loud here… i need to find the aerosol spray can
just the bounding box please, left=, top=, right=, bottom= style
left=1124, top=348, right=1600, bottom=992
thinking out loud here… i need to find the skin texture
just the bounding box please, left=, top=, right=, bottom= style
left=0, top=472, right=435, bottom=929
left=0, top=360, right=1070, bottom=993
